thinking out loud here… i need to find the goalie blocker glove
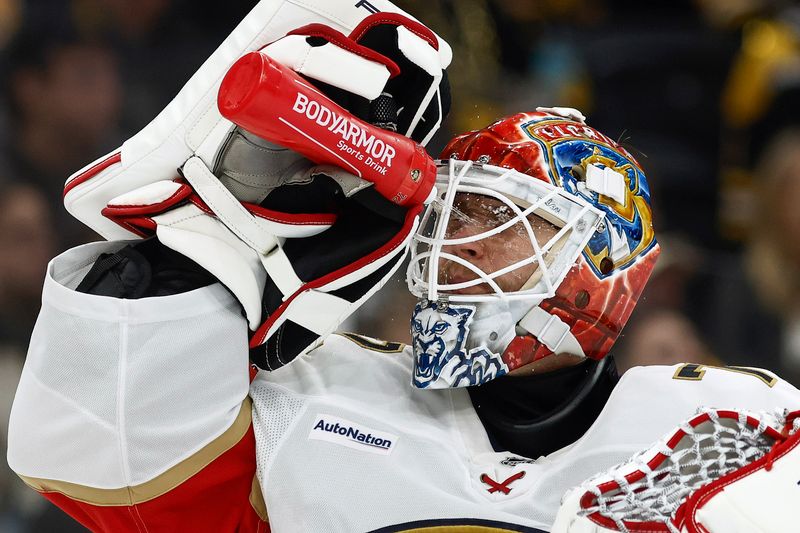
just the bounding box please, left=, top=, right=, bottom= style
left=100, top=136, right=422, bottom=371
left=61, top=0, right=451, bottom=370
left=63, top=0, right=450, bottom=240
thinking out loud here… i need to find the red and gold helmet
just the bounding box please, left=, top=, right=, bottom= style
left=406, top=109, right=660, bottom=389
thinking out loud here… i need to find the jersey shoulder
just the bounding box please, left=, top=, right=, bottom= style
left=256, top=332, right=413, bottom=398
left=618, top=363, right=800, bottom=404
left=573, top=363, right=800, bottom=453
left=8, top=243, right=265, bottom=532
left=606, top=363, right=800, bottom=419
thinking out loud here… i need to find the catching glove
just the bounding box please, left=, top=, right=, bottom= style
left=552, top=407, right=800, bottom=533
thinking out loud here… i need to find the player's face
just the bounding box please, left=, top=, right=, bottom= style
left=440, top=193, right=559, bottom=294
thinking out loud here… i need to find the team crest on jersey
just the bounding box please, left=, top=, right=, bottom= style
left=411, top=302, right=508, bottom=389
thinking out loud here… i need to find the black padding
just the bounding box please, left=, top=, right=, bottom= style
left=76, top=238, right=216, bottom=298
left=349, top=187, right=407, bottom=224
left=257, top=173, right=342, bottom=214
left=368, top=93, right=398, bottom=132
left=280, top=192, right=403, bottom=283
left=328, top=252, right=402, bottom=303
left=467, top=357, right=620, bottom=458
left=251, top=320, right=318, bottom=371
left=355, top=24, right=449, bottom=144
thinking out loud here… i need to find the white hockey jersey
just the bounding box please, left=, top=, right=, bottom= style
left=253, top=334, right=800, bottom=532
left=8, top=242, right=800, bottom=532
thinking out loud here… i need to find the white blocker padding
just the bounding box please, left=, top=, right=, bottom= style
left=64, top=0, right=452, bottom=241
left=7, top=242, right=251, bottom=488
left=263, top=34, right=392, bottom=100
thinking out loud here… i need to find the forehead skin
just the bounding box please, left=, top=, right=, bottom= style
left=440, top=193, right=559, bottom=294
left=446, top=193, right=557, bottom=241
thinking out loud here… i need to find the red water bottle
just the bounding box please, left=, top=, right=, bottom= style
left=217, top=51, right=436, bottom=206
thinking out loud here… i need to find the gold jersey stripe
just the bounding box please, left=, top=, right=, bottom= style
left=249, top=474, right=268, bottom=522
left=19, top=397, right=253, bottom=506
left=673, top=363, right=777, bottom=387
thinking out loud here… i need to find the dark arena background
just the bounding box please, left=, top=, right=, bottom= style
left=1, top=0, right=799, bottom=530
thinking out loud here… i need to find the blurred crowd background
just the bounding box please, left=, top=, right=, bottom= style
left=1, top=0, right=799, bottom=530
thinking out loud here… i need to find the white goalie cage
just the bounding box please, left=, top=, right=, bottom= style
left=407, top=158, right=606, bottom=304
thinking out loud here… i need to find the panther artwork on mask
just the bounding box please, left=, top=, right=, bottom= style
left=411, top=302, right=509, bottom=389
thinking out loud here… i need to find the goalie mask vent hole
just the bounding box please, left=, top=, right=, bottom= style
left=575, top=290, right=590, bottom=309
left=600, top=257, right=614, bottom=275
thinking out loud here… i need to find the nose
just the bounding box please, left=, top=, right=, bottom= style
left=443, top=241, right=483, bottom=261
left=442, top=226, right=484, bottom=261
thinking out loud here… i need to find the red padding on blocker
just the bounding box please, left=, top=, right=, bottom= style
left=63, top=151, right=122, bottom=198
left=242, top=201, right=338, bottom=227
left=286, top=23, right=400, bottom=78
left=349, top=12, right=438, bottom=51
left=101, top=182, right=193, bottom=217
left=186, top=194, right=338, bottom=227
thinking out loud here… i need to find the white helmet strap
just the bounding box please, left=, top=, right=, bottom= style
left=517, top=306, right=586, bottom=357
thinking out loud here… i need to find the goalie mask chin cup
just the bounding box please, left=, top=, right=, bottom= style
left=407, top=110, right=661, bottom=389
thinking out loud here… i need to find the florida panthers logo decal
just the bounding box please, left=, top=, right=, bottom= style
left=411, top=302, right=508, bottom=389
left=521, top=116, right=657, bottom=277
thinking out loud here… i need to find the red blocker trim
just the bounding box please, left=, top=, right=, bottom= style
left=250, top=204, right=421, bottom=346
left=63, top=152, right=122, bottom=198
left=101, top=180, right=192, bottom=237
left=101, top=182, right=193, bottom=217
left=102, top=188, right=338, bottom=238
left=189, top=194, right=338, bottom=227
left=286, top=23, right=400, bottom=78
left=242, top=200, right=338, bottom=227
left=109, top=218, right=155, bottom=238
left=349, top=12, right=439, bottom=50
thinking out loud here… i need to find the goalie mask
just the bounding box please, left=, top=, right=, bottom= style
left=407, top=109, right=660, bottom=389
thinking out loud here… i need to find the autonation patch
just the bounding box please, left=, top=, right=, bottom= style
left=309, top=414, right=398, bottom=456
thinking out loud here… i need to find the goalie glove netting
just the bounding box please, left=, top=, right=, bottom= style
left=577, top=408, right=800, bottom=533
